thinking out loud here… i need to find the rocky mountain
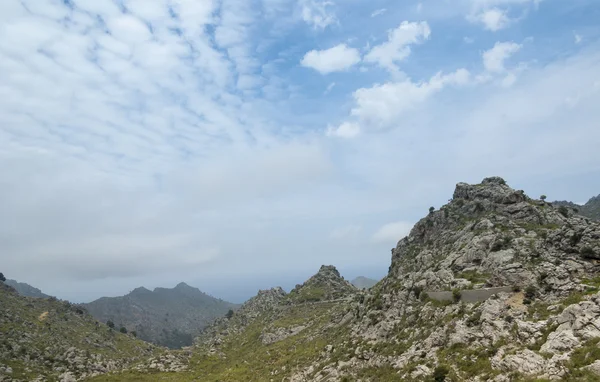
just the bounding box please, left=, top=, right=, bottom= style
left=94, top=176, right=600, bottom=382
left=351, top=276, right=378, bottom=290
left=4, top=279, right=51, bottom=299
left=6, top=176, right=600, bottom=382
left=0, top=281, right=181, bottom=382
left=83, top=282, right=238, bottom=349
left=554, top=194, right=600, bottom=221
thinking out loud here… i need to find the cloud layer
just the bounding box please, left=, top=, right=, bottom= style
left=1, top=0, right=599, bottom=303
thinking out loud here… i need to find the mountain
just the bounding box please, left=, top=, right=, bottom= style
left=95, top=176, right=600, bottom=382
left=0, top=281, right=172, bottom=381
left=4, top=279, right=51, bottom=299
left=351, top=276, right=378, bottom=290
left=83, top=282, right=238, bottom=349
left=553, top=194, right=600, bottom=221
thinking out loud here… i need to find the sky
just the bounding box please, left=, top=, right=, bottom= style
left=1, top=0, right=600, bottom=303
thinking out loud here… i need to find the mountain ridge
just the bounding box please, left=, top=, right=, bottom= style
left=83, top=282, right=238, bottom=349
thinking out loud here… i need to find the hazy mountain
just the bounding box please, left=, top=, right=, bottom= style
left=83, top=282, right=238, bottom=348
left=553, top=194, right=600, bottom=221
left=4, top=279, right=51, bottom=298
left=350, top=276, right=378, bottom=289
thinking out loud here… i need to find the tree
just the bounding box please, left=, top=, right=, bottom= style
left=452, top=289, right=462, bottom=303
left=0, top=272, right=5, bottom=282
left=540, top=195, right=547, bottom=201
left=131, top=331, right=137, bottom=338
left=429, top=206, right=435, bottom=214
left=225, top=309, right=234, bottom=319
left=120, top=327, right=128, bottom=334
left=106, top=320, right=115, bottom=329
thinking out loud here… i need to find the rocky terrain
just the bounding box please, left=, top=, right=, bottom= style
left=83, top=283, right=238, bottom=349
left=554, top=194, right=600, bottom=221
left=4, top=280, right=51, bottom=299
left=5, top=176, right=600, bottom=382
left=351, top=277, right=378, bottom=290
left=0, top=281, right=175, bottom=382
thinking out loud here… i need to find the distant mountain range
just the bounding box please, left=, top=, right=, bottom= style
left=553, top=194, right=600, bottom=221
left=5, top=279, right=51, bottom=299
left=82, top=282, right=238, bottom=348
left=350, top=276, right=378, bottom=289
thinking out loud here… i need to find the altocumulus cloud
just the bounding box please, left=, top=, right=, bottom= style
left=1, top=0, right=600, bottom=302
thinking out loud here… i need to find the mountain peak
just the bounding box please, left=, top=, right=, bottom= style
left=388, top=176, right=600, bottom=296
left=288, top=265, right=356, bottom=303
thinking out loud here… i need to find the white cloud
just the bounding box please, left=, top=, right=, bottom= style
left=300, top=0, right=337, bottom=29
left=372, top=221, right=413, bottom=243
left=467, top=0, right=541, bottom=31
left=326, top=121, right=360, bottom=138
left=475, top=8, right=510, bottom=31
left=364, top=21, right=431, bottom=71
left=371, top=8, right=386, bottom=17
left=574, top=33, right=583, bottom=45
left=324, top=82, right=336, bottom=94
left=349, top=69, right=470, bottom=127
left=483, top=41, right=522, bottom=72
left=329, top=225, right=361, bottom=239
left=301, top=44, right=361, bottom=74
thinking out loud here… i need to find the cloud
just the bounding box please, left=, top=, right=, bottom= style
left=467, top=0, right=541, bottom=31
left=301, top=44, right=361, bottom=74
left=324, top=82, right=336, bottom=94
left=372, top=221, right=413, bottom=243
left=371, top=8, right=387, bottom=17
left=474, top=8, right=510, bottom=31
left=348, top=69, right=470, bottom=128
left=326, top=121, right=360, bottom=138
left=364, top=21, right=431, bottom=71
left=300, top=0, right=337, bottom=29
left=574, top=33, right=583, bottom=44
left=483, top=41, right=522, bottom=72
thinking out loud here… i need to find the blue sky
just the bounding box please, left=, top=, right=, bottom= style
left=1, top=0, right=599, bottom=303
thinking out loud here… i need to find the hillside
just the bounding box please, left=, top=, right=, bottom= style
left=90, top=177, right=600, bottom=382
left=351, top=276, right=378, bottom=290
left=5, top=279, right=51, bottom=299
left=0, top=282, right=179, bottom=382
left=554, top=194, right=600, bottom=221
left=83, top=283, right=238, bottom=349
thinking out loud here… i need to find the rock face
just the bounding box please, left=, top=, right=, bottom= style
left=83, top=282, right=238, bottom=348
left=351, top=276, right=378, bottom=290
left=4, top=279, right=51, bottom=299
left=0, top=283, right=158, bottom=382
left=387, top=176, right=600, bottom=297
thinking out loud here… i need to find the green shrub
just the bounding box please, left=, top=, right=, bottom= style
left=580, top=246, right=597, bottom=259
left=106, top=320, right=115, bottom=329
left=558, top=206, right=569, bottom=217
left=433, top=365, right=450, bottom=381
left=525, top=285, right=537, bottom=299
left=452, top=289, right=462, bottom=303
left=226, top=309, right=234, bottom=319
left=120, top=327, right=127, bottom=334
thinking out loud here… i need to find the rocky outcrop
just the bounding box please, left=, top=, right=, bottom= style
left=287, top=265, right=357, bottom=303
left=386, top=177, right=600, bottom=298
